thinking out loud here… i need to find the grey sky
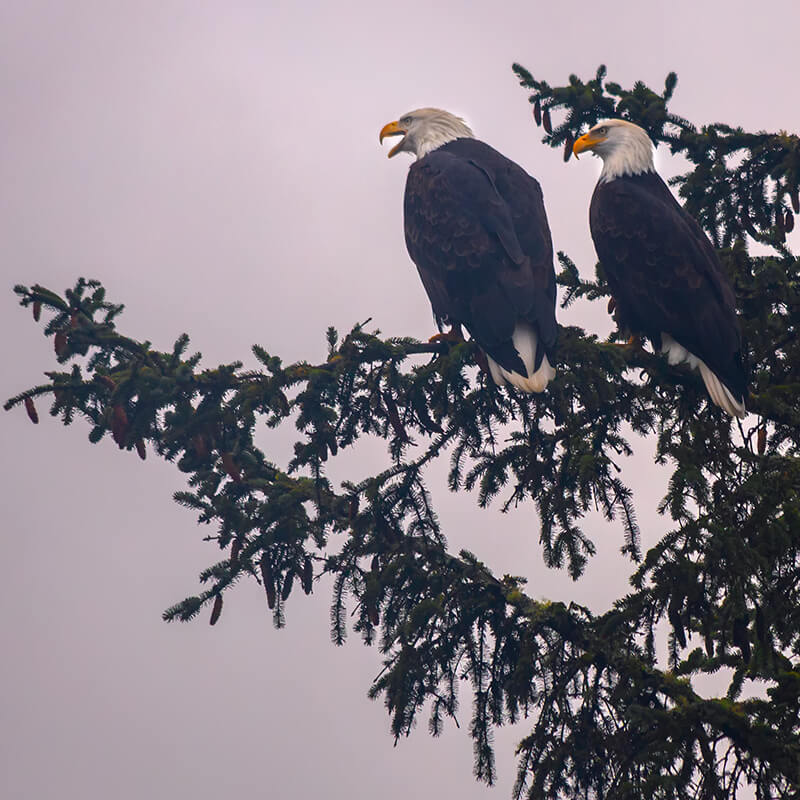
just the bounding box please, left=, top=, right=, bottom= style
left=2, top=1, right=798, bottom=798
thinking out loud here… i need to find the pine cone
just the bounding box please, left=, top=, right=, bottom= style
left=24, top=397, right=39, bottom=424
left=111, top=405, right=129, bottom=447
left=563, top=134, right=573, bottom=162
left=220, top=452, right=241, bottom=482
left=367, top=603, right=380, bottom=626
left=301, top=557, right=313, bottom=594
left=209, top=594, right=223, bottom=625
left=260, top=554, right=276, bottom=609
left=54, top=331, right=69, bottom=358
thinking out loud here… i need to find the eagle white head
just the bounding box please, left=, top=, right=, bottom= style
left=572, top=119, right=655, bottom=182
left=380, top=108, right=474, bottom=160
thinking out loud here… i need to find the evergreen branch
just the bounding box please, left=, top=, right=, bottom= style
left=7, top=63, right=800, bottom=798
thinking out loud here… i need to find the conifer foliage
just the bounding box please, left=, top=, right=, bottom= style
left=7, top=66, right=800, bottom=798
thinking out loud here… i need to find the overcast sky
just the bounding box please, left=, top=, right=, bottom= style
left=2, top=2, right=799, bottom=798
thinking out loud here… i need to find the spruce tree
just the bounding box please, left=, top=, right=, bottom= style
left=6, top=66, right=800, bottom=798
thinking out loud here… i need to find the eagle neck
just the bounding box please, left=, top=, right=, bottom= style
left=415, top=122, right=475, bottom=159
left=599, top=156, right=655, bottom=183
left=418, top=135, right=474, bottom=159
left=598, top=134, right=656, bottom=183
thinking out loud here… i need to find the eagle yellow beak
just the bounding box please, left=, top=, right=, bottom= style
left=380, top=120, right=407, bottom=158
left=572, top=131, right=606, bottom=158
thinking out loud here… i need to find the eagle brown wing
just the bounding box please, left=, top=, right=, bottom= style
left=590, top=172, right=746, bottom=400
left=403, top=138, right=556, bottom=376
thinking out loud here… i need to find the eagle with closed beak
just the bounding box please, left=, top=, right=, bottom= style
left=573, top=118, right=747, bottom=417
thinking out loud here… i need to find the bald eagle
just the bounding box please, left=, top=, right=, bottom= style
left=573, top=119, right=747, bottom=417
left=380, top=108, right=557, bottom=392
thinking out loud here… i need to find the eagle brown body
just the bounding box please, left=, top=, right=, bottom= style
left=404, top=138, right=557, bottom=384
left=574, top=119, right=747, bottom=417
left=381, top=108, right=557, bottom=393
left=591, top=171, right=746, bottom=405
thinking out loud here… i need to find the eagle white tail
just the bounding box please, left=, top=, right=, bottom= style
left=661, top=333, right=745, bottom=418
left=486, top=323, right=555, bottom=393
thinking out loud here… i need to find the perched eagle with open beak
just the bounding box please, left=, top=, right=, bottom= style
left=380, top=108, right=557, bottom=392
left=573, top=119, right=747, bottom=417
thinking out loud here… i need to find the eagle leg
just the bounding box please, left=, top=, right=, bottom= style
left=428, top=324, right=464, bottom=344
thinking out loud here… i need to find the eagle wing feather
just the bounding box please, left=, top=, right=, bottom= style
left=590, top=173, right=746, bottom=400
left=404, top=139, right=556, bottom=376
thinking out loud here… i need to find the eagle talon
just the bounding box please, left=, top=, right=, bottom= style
left=613, top=334, right=642, bottom=349
left=428, top=325, right=464, bottom=345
